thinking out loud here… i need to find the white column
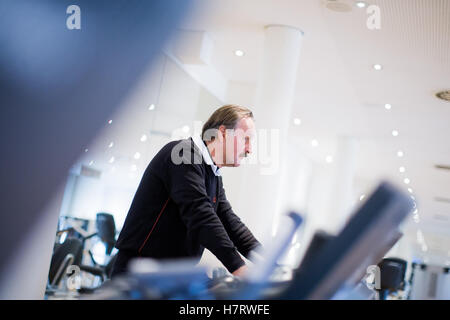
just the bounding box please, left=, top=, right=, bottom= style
left=329, top=136, right=358, bottom=232
left=242, top=25, right=303, bottom=242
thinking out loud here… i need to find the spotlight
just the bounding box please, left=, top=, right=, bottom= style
left=356, top=1, right=367, bottom=8
left=373, top=64, right=383, bottom=71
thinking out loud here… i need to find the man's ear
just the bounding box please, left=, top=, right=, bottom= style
left=218, top=125, right=227, bottom=139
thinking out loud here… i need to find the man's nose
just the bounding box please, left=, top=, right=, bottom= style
left=245, top=140, right=252, bottom=155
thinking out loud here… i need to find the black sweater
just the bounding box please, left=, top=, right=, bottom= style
left=115, top=137, right=261, bottom=273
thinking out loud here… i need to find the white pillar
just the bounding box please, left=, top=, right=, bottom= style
left=329, top=136, right=358, bottom=232
left=242, top=25, right=303, bottom=242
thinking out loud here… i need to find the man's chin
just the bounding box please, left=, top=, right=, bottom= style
left=222, top=163, right=240, bottom=167
left=222, top=160, right=241, bottom=167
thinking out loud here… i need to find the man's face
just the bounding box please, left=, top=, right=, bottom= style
left=222, top=117, right=256, bottom=167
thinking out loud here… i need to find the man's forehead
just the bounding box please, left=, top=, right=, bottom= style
left=235, top=117, right=256, bottom=134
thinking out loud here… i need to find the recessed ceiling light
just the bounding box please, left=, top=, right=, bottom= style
left=404, top=178, right=410, bottom=185
left=408, top=188, right=413, bottom=193
left=399, top=166, right=406, bottom=173
left=397, top=150, right=404, bottom=158
left=356, top=1, right=367, bottom=8
left=182, top=125, right=190, bottom=133
left=311, top=139, right=319, bottom=147
left=148, top=104, right=155, bottom=111
left=385, top=104, right=392, bottom=110
left=326, top=155, right=333, bottom=163
left=140, top=134, right=147, bottom=142
left=134, top=152, right=141, bottom=160
left=89, top=160, right=94, bottom=166
left=234, top=50, right=245, bottom=57
left=108, top=142, right=114, bottom=148
left=293, top=118, right=302, bottom=126
left=108, top=119, right=113, bottom=124
left=373, top=64, right=383, bottom=71
left=109, top=156, right=115, bottom=164
left=392, top=130, right=399, bottom=137
left=360, top=194, right=366, bottom=201
left=84, top=148, right=89, bottom=153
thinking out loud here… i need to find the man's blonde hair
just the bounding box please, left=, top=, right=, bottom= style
left=202, top=104, right=254, bottom=141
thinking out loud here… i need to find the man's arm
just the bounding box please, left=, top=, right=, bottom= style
left=216, top=177, right=262, bottom=260
left=164, top=152, right=245, bottom=274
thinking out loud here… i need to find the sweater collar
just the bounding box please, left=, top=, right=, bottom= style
left=191, top=135, right=221, bottom=176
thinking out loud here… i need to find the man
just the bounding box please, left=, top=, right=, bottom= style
left=112, top=105, right=261, bottom=278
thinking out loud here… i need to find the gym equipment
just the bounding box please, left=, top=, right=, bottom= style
left=376, top=257, right=408, bottom=300
left=46, top=213, right=118, bottom=296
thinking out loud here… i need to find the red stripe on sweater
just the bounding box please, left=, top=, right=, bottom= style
left=138, top=197, right=170, bottom=255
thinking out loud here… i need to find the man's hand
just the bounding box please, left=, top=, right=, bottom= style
left=232, top=265, right=248, bottom=277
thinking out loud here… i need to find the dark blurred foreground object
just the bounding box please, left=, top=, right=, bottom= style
left=0, top=0, right=192, bottom=277
left=280, top=181, right=413, bottom=300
